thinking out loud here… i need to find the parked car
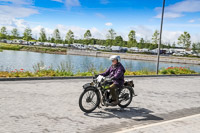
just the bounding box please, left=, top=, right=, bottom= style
left=6, top=40, right=13, bottom=44
left=94, top=45, right=107, bottom=50
left=21, top=41, right=28, bottom=45
left=63, top=44, right=69, bottom=47
left=35, top=42, right=44, bottom=46
left=129, top=47, right=139, bottom=52
left=173, top=52, right=184, bottom=56
left=57, top=44, right=64, bottom=47
left=50, top=43, right=56, bottom=47
left=111, top=46, right=121, bottom=52
left=43, top=42, right=50, bottom=46
left=12, top=39, right=23, bottom=44
left=121, top=47, right=128, bottom=52
left=0, top=39, right=7, bottom=43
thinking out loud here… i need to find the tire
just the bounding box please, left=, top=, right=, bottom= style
left=79, top=87, right=100, bottom=113
left=118, top=86, right=133, bottom=108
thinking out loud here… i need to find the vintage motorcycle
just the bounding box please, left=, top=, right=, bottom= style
left=79, top=75, right=136, bottom=113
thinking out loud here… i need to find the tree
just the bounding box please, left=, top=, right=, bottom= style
left=127, top=30, right=137, bottom=47
left=50, top=37, right=55, bottom=43
left=84, top=30, right=92, bottom=39
left=128, top=30, right=136, bottom=41
left=172, top=42, right=176, bottom=48
left=192, top=42, right=200, bottom=53
left=38, top=28, right=47, bottom=42
left=0, top=26, right=7, bottom=39
left=152, top=30, right=159, bottom=45
left=11, top=28, right=19, bottom=39
left=53, top=28, right=61, bottom=43
left=138, top=38, right=145, bottom=49
left=23, top=28, right=32, bottom=41
left=83, top=30, right=92, bottom=45
left=197, top=42, right=200, bottom=53
left=115, top=36, right=123, bottom=46
left=65, top=30, right=74, bottom=44
left=107, top=28, right=116, bottom=40
left=140, top=38, right=144, bottom=44
left=178, top=31, right=191, bottom=49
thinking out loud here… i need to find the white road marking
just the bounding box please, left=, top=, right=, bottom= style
left=115, top=113, right=200, bottom=133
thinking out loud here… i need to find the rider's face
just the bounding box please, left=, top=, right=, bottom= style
left=112, top=59, right=117, bottom=65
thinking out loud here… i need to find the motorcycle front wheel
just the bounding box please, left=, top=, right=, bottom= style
left=79, top=87, right=100, bottom=113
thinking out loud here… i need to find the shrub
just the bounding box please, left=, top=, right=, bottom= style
left=159, top=67, right=197, bottom=75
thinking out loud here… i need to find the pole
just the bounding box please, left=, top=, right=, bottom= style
left=156, top=0, right=165, bottom=74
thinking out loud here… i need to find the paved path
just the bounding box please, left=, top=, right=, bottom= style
left=0, top=76, right=200, bottom=133
left=118, top=113, right=200, bottom=133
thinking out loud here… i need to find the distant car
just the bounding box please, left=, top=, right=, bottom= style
left=35, top=42, right=44, bottom=46
left=173, top=53, right=184, bottom=56
left=22, top=41, right=28, bottom=45
left=192, top=53, right=198, bottom=56
left=111, top=46, right=121, bottom=52
left=44, top=42, right=50, bottom=46
left=63, top=44, right=69, bottom=47
left=121, top=47, right=128, bottom=52
left=6, top=40, right=13, bottom=44
left=57, top=44, right=64, bottom=47
left=1, top=39, right=7, bottom=43
left=50, top=43, right=56, bottom=47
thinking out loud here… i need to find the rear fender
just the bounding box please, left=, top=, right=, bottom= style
left=125, top=86, right=137, bottom=97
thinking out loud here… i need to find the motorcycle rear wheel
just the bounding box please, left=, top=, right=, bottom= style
left=118, top=86, right=133, bottom=108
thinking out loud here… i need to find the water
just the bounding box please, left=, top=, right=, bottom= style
left=0, top=50, right=200, bottom=72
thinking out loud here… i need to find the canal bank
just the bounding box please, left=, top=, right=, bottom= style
left=67, top=49, right=200, bottom=65
left=1, top=43, right=200, bottom=65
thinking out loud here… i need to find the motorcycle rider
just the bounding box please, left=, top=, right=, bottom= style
left=100, top=55, right=126, bottom=106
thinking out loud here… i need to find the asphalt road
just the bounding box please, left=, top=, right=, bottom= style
left=0, top=76, right=200, bottom=133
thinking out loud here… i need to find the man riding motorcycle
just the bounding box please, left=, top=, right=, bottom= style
left=100, top=55, right=126, bottom=106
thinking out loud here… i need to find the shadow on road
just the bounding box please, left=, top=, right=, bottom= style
left=84, top=107, right=164, bottom=121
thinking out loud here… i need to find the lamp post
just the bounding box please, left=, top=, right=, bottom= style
left=156, top=0, right=166, bottom=74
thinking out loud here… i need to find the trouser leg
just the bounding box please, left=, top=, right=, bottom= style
left=109, top=84, right=118, bottom=101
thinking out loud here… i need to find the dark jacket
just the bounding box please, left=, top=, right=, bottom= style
left=100, top=62, right=125, bottom=86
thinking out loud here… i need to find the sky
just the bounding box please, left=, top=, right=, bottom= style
left=0, top=0, right=200, bottom=44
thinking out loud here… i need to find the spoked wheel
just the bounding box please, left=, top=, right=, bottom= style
left=118, top=86, right=133, bottom=108
left=79, top=88, right=100, bottom=113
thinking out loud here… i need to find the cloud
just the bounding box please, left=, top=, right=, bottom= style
left=188, top=19, right=195, bottom=23
left=166, top=0, right=200, bottom=13
left=129, top=25, right=187, bottom=43
left=0, top=0, right=38, bottom=34
left=50, top=0, right=80, bottom=9
left=51, top=0, right=63, bottom=3
left=155, top=12, right=183, bottom=18
left=100, top=0, right=109, bottom=4
left=0, top=0, right=38, bottom=19
left=129, top=25, right=154, bottom=41
left=0, top=18, right=30, bottom=36
left=0, top=5, right=38, bottom=18
left=0, top=0, right=33, bottom=5
left=155, top=0, right=200, bottom=18
left=65, top=0, right=80, bottom=9
left=105, top=22, right=113, bottom=26
left=95, top=13, right=106, bottom=19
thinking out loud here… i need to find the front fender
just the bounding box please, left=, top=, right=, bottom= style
left=82, top=83, right=98, bottom=91
left=82, top=83, right=100, bottom=96
left=83, top=83, right=92, bottom=89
